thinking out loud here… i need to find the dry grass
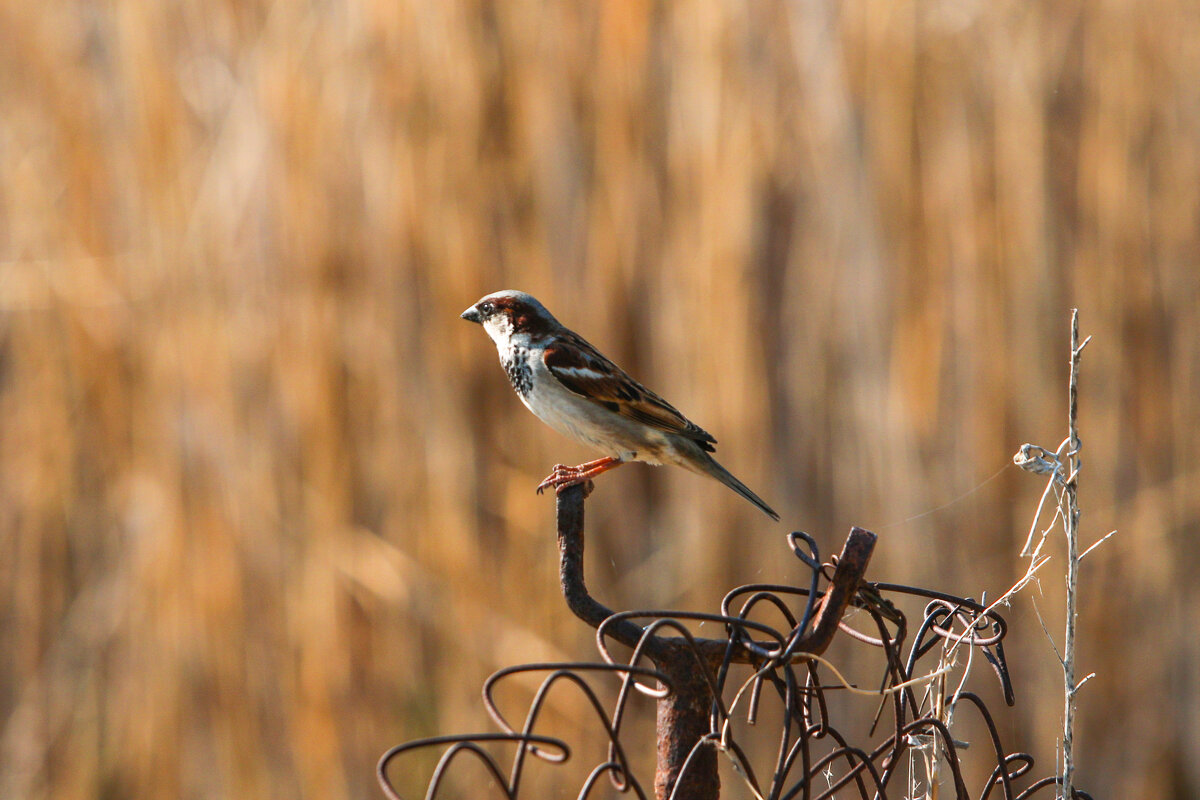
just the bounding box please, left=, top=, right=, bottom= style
left=1, top=1, right=1197, bottom=797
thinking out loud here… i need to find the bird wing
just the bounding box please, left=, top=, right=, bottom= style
left=542, top=333, right=717, bottom=450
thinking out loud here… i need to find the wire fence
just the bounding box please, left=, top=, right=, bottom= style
left=378, top=486, right=1092, bottom=800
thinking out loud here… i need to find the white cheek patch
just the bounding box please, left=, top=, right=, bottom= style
left=483, top=316, right=513, bottom=342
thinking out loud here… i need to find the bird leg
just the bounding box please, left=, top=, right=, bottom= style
left=536, top=457, right=624, bottom=495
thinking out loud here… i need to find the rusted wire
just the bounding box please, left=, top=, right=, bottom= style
left=378, top=487, right=1093, bottom=800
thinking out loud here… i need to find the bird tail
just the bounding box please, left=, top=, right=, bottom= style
left=699, top=455, right=780, bottom=521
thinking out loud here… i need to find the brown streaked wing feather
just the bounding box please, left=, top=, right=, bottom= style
left=543, top=333, right=717, bottom=449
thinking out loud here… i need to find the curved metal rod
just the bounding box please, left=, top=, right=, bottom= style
left=377, top=733, right=569, bottom=800
left=481, top=664, right=658, bottom=794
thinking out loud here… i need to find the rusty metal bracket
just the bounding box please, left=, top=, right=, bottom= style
left=555, top=484, right=874, bottom=799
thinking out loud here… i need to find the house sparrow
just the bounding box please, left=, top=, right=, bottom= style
left=461, top=290, right=780, bottom=520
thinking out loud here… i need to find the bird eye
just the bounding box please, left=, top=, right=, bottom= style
left=480, top=302, right=494, bottom=315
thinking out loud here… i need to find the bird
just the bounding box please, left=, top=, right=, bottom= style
left=461, top=290, right=780, bottom=520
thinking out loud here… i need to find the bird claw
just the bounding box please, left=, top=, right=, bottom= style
left=536, top=464, right=582, bottom=495
left=537, top=457, right=618, bottom=497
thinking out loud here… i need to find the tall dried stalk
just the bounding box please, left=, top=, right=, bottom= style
left=1060, top=309, right=1083, bottom=800
left=1014, top=309, right=1111, bottom=799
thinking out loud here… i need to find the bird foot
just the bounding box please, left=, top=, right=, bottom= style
left=536, top=464, right=589, bottom=495
left=536, top=457, right=622, bottom=496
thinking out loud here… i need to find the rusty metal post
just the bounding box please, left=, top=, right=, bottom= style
left=794, top=526, right=878, bottom=655
left=653, top=642, right=720, bottom=800
left=555, top=484, right=876, bottom=800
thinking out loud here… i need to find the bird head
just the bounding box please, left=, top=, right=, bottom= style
left=461, top=290, right=558, bottom=344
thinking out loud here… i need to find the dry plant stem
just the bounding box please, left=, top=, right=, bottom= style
left=925, top=651, right=945, bottom=800
left=1061, top=309, right=1084, bottom=800
left=1012, top=310, right=1100, bottom=799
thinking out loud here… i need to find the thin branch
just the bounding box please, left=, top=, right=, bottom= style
left=1011, top=310, right=1102, bottom=799
left=1079, top=530, right=1116, bottom=562
left=1061, top=308, right=1082, bottom=800
left=1030, top=595, right=1065, bottom=667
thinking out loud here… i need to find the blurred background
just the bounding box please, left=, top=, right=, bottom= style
left=1, top=1, right=1197, bottom=797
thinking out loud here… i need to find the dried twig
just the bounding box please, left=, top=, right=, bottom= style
left=1013, top=309, right=1107, bottom=800
left=1061, top=309, right=1087, bottom=800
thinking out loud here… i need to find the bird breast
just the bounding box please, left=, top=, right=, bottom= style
left=500, top=345, right=534, bottom=397
left=507, top=346, right=669, bottom=465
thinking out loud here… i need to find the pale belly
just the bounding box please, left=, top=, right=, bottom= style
left=520, top=381, right=669, bottom=465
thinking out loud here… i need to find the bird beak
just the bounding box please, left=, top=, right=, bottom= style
left=460, top=305, right=482, bottom=324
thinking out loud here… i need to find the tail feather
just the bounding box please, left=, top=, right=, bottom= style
left=702, top=456, right=780, bottom=521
